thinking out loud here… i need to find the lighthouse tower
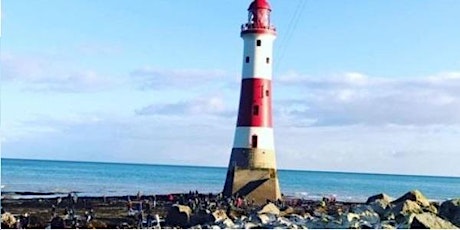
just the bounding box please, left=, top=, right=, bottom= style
left=223, top=0, right=281, bottom=204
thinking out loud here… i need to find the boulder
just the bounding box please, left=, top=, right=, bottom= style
left=1, top=212, right=17, bottom=228
left=288, top=214, right=306, bottom=225
left=391, top=190, right=430, bottom=207
left=379, top=220, right=396, bottom=229
left=410, top=212, right=459, bottom=229
left=243, top=221, right=259, bottom=229
left=212, top=209, right=228, bottom=222
left=50, top=216, right=65, bottom=229
left=439, top=199, right=460, bottom=227
left=351, top=204, right=381, bottom=225
left=87, top=219, right=108, bottom=228
left=366, top=193, right=392, bottom=205
left=256, top=213, right=277, bottom=225
left=258, top=202, right=280, bottom=216
left=221, top=218, right=235, bottom=228
left=280, top=206, right=295, bottom=217
left=191, top=209, right=213, bottom=226
left=389, top=200, right=423, bottom=217
left=165, top=204, right=192, bottom=228
left=369, top=199, right=390, bottom=217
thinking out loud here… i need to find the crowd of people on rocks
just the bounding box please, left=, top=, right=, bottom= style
left=2, top=189, right=343, bottom=229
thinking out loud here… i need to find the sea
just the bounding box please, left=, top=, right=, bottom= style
left=1, top=158, right=459, bottom=202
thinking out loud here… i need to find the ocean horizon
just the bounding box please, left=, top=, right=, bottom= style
left=2, top=158, right=459, bottom=202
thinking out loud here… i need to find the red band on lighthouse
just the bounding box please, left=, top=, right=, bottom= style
left=236, top=78, right=272, bottom=127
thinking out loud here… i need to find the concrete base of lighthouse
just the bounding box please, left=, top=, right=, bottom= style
left=223, top=148, right=281, bottom=204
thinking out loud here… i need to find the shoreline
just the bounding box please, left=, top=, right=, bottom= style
left=1, top=192, right=361, bottom=228
left=1, top=190, right=366, bottom=204
left=2, top=190, right=459, bottom=229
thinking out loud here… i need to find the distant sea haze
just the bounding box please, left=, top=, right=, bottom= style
left=1, top=158, right=459, bottom=202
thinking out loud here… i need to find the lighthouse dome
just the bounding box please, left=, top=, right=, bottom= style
left=248, top=0, right=271, bottom=11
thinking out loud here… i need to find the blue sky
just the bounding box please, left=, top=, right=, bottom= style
left=2, top=0, right=460, bottom=177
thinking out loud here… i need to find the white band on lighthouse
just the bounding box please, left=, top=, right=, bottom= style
left=233, top=126, right=275, bottom=149
left=242, top=33, right=275, bottom=80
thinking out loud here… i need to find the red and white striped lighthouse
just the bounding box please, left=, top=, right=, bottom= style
left=223, top=0, right=281, bottom=204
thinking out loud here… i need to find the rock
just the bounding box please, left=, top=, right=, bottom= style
left=288, top=214, right=306, bottom=225
left=351, top=204, right=380, bottom=225
left=258, top=202, right=280, bottom=216
left=305, top=218, right=328, bottom=229
left=50, top=216, right=65, bottom=229
left=369, top=199, right=390, bottom=217
left=1, top=212, right=17, bottom=228
left=191, top=209, right=213, bottom=226
left=410, top=212, right=459, bottom=229
left=339, top=212, right=360, bottom=229
left=87, top=219, right=107, bottom=228
left=439, top=199, right=460, bottom=227
left=276, top=216, right=293, bottom=226
left=388, top=199, right=423, bottom=219
left=165, top=204, right=192, bottom=228
left=257, top=213, right=277, bottom=225
left=366, top=193, right=392, bottom=205
left=218, top=218, right=235, bottom=229
left=379, top=220, right=396, bottom=229
left=391, top=190, right=430, bottom=207
left=280, top=206, right=295, bottom=217
left=395, top=213, right=416, bottom=229
left=244, top=221, right=259, bottom=229
left=212, top=209, right=229, bottom=222
left=422, top=203, right=438, bottom=214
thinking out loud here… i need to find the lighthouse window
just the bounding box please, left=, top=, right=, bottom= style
left=245, top=56, right=250, bottom=63
left=253, top=105, right=259, bottom=115
left=256, top=40, right=261, bottom=46
left=266, top=57, right=270, bottom=64
left=265, top=90, right=270, bottom=97
left=251, top=135, right=258, bottom=148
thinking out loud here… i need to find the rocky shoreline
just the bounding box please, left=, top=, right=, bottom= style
left=1, top=190, right=459, bottom=229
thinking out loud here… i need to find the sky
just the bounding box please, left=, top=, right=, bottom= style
left=1, top=0, right=460, bottom=177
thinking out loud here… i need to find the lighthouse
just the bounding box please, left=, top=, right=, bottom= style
left=223, top=0, right=281, bottom=204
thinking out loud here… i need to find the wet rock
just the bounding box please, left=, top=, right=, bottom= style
left=165, top=204, right=192, bottom=228
left=439, top=199, right=460, bottom=227
left=366, top=193, right=392, bottom=205
left=288, top=213, right=306, bottom=225
left=410, top=212, right=459, bottom=229
left=391, top=190, right=430, bottom=207
left=88, top=219, right=108, bottom=228
left=258, top=202, right=280, bottom=216
left=305, top=218, right=327, bottom=229
left=191, top=209, right=213, bottom=226
left=1, top=212, right=17, bottom=228
left=50, top=216, right=65, bottom=229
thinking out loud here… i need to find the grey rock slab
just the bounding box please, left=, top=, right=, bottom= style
left=439, top=198, right=460, bottom=227
left=410, top=212, right=459, bottom=229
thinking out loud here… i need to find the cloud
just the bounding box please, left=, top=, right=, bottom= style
left=130, top=66, right=233, bottom=90
left=136, top=95, right=236, bottom=118
left=1, top=54, right=115, bottom=92
left=275, top=71, right=460, bottom=126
